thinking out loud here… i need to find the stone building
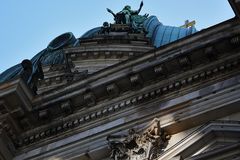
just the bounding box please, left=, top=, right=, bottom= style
left=0, top=0, right=240, bottom=159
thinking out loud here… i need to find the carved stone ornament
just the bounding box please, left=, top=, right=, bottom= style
left=107, top=118, right=170, bottom=160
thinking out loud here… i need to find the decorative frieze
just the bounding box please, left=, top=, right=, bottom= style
left=67, top=51, right=141, bottom=61
left=13, top=57, right=240, bottom=148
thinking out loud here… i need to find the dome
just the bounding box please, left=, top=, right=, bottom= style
left=79, top=16, right=197, bottom=48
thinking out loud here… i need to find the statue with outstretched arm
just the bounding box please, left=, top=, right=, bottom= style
left=107, top=1, right=144, bottom=24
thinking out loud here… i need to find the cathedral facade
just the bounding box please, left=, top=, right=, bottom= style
left=0, top=0, right=240, bottom=159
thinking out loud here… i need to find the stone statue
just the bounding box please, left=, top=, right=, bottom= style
left=107, top=1, right=144, bottom=25
left=20, top=59, right=44, bottom=94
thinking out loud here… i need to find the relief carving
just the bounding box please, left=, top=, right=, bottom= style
left=107, top=118, right=170, bottom=160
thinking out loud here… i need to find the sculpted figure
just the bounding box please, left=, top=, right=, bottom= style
left=107, top=1, right=143, bottom=24
left=107, top=119, right=170, bottom=160
left=146, top=119, right=161, bottom=140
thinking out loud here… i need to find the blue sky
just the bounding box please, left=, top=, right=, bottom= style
left=0, top=0, right=234, bottom=73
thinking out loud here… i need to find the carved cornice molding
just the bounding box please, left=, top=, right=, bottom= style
left=16, top=57, right=240, bottom=149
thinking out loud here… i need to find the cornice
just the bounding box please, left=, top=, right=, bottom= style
left=16, top=60, right=240, bottom=149
left=32, top=18, right=240, bottom=109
